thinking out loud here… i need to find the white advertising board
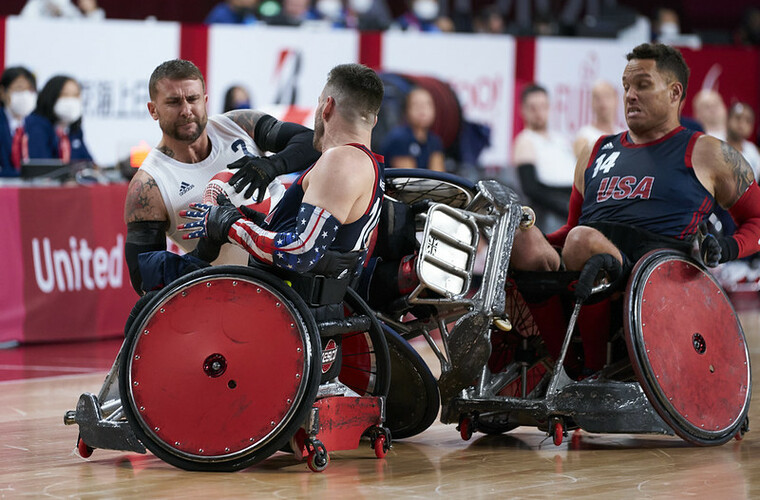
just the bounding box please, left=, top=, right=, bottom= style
left=5, top=17, right=181, bottom=167
left=207, top=25, right=359, bottom=115
left=534, top=37, right=635, bottom=142
left=381, top=32, right=515, bottom=168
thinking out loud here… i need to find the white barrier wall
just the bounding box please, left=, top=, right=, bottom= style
left=382, top=32, right=515, bottom=168
left=207, top=25, right=360, bottom=115
left=5, top=17, right=180, bottom=167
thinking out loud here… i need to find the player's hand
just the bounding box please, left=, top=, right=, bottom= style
left=699, top=232, right=722, bottom=267
left=227, top=155, right=280, bottom=203
left=178, top=195, right=241, bottom=244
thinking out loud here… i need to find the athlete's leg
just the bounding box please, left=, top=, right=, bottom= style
left=562, top=226, right=623, bottom=271
left=511, top=225, right=561, bottom=271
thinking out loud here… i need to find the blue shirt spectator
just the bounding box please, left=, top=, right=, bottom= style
left=205, top=0, right=259, bottom=25
left=0, top=66, right=37, bottom=176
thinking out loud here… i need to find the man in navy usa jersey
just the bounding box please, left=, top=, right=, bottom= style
left=513, top=42, right=760, bottom=276
left=179, top=64, right=385, bottom=302
left=509, top=42, right=760, bottom=373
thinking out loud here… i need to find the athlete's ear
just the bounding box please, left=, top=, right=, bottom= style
left=322, top=96, right=335, bottom=120
left=147, top=101, right=158, bottom=121
left=670, top=81, right=683, bottom=104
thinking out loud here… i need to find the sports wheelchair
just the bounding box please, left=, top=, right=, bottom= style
left=64, top=261, right=402, bottom=472
left=369, top=169, right=751, bottom=446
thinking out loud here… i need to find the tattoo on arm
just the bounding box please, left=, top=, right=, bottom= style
left=722, top=142, right=755, bottom=205
left=226, top=109, right=266, bottom=137
left=156, top=145, right=175, bottom=159
left=125, top=177, right=166, bottom=224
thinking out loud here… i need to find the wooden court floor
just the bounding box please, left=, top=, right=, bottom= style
left=1, top=310, right=759, bottom=499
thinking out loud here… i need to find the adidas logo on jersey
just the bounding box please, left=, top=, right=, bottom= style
left=179, top=181, right=195, bottom=196
left=601, top=142, right=614, bottom=150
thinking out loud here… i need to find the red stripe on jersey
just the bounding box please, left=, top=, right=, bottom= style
left=684, top=131, right=704, bottom=168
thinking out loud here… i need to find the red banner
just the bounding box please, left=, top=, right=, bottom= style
left=0, top=184, right=135, bottom=344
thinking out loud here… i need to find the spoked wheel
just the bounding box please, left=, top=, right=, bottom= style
left=384, top=168, right=476, bottom=209
left=119, top=266, right=321, bottom=472
left=337, top=288, right=391, bottom=398
left=383, top=325, right=440, bottom=439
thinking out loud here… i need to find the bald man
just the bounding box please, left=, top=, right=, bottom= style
left=573, top=80, right=620, bottom=158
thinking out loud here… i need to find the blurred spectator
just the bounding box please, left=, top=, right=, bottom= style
left=0, top=66, right=37, bottom=176
left=13, top=75, right=93, bottom=167
left=473, top=5, right=505, bottom=34
left=736, top=7, right=760, bottom=46
left=693, top=89, right=727, bottom=140
left=380, top=87, right=445, bottom=172
left=512, top=83, right=575, bottom=231
left=726, top=102, right=760, bottom=179
left=20, top=0, right=103, bottom=18
left=223, top=85, right=252, bottom=112
left=265, top=0, right=318, bottom=26
left=652, top=7, right=680, bottom=42
left=573, top=79, right=619, bottom=158
left=393, top=0, right=446, bottom=32
left=205, top=0, right=259, bottom=24
left=344, top=0, right=392, bottom=30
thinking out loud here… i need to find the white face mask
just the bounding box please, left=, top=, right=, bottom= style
left=316, top=0, right=343, bottom=20
left=54, top=97, right=82, bottom=125
left=659, top=21, right=679, bottom=37
left=349, top=0, right=372, bottom=14
left=413, top=0, right=439, bottom=21
left=8, top=90, right=37, bottom=118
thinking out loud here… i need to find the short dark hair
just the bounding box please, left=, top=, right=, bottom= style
left=35, top=75, right=82, bottom=132
left=325, top=63, right=384, bottom=119
left=626, top=42, right=689, bottom=102
left=0, top=66, right=36, bottom=92
left=520, top=83, right=547, bottom=104
left=149, top=59, right=205, bottom=100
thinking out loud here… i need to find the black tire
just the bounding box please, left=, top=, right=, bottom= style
left=119, top=265, right=321, bottom=471
left=383, top=325, right=440, bottom=439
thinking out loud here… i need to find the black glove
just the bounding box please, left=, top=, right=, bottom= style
left=227, top=155, right=283, bottom=203
left=574, top=253, right=622, bottom=303
left=237, top=204, right=267, bottom=226
left=177, top=195, right=242, bottom=245
left=698, top=222, right=738, bottom=267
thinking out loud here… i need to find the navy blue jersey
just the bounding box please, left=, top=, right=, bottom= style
left=579, top=127, right=713, bottom=240
left=265, top=143, right=385, bottom=253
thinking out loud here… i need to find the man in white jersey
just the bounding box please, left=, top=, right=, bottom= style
left=512, top=83, right=576, bottom=232
left=124, top=59, right=320, bottom=295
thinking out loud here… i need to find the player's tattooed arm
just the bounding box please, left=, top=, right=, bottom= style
left=717, top=141, right=755, bottom=208
left=124, top=170, right=169, bottom=225
left=226, top=109, right=268, bottom=137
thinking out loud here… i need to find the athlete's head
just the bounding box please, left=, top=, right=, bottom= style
left=623, top=43, right=689, bottom=136
left=147, top=59, right=208, bottom=143
left=520, top=84, right=549, bottom=132
left=313, top=63, right=384, bottom=150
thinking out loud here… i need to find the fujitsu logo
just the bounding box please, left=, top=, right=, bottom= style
left=31, top=235, right=124, bottom=293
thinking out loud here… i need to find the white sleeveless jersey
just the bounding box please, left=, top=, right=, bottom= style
left=520, top=129, right=576, bottom=187
left=139, top=114, right=263, bottom=264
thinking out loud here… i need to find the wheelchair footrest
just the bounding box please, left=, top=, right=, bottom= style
left=73, top=393, right=146, bottom=454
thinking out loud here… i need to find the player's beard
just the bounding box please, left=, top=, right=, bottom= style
left=313, top=113, right=325, bottom=151
left=162, top=111, right=208, bottom=143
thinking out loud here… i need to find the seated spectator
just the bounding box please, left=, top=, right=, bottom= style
left=205, top=0, right=259, bottom=24
left=726, top=102, right=760, bottom=179
left=692, top=89, right=727, bottom=140
left=573, top=80, right=619, bottom=158
left=223, top=85, right=252, bottom=112
left=380, top=87, right=444, bottom=172
left=393, top=0, right=444, bottom=32
left=265, top=0, right=318, bottom=26
left=344, top=0, right=392, bottom=30
left=473, top=5, right=505, bottom=34
left=512, top=83, right=575, bottom=232
left=0, top=66, right=37, bottom=177
left=13, top=75, right=93, bottom=167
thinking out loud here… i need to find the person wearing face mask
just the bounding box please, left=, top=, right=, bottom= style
left=394, top=0, right=443, bottom=32
left=12, top=75, right=93, bottom=168
left=344, top=0, right=392, bottom=30
left=0, top=66, right=37, bottom=176
left=223, top=85, right=253, bottom=113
